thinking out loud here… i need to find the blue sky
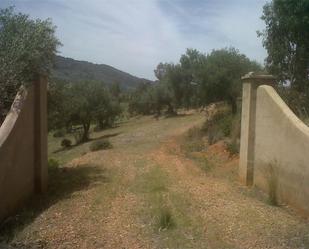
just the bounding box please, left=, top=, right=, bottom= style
left=0, top=0, right=268, bottom=80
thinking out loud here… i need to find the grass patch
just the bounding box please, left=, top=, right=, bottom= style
left=89, top=139, right=112, bottom=151
left=131, top=165, right=168, bottom=194
left=130, top=164, right=212, bottom=248
left=130, top=165, right=175, bottom=232
left=158, top=207, right=174, bottom=231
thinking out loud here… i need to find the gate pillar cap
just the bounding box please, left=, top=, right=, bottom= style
left=241, top=72, right=276, bottom=85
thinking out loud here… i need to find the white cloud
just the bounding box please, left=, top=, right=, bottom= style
left=0, top=0, right=268, bottom=79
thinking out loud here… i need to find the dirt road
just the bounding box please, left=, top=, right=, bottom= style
left=5, top=113, right=309, bottom=249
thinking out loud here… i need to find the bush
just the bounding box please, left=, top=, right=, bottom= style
left=89, top=139, right=112, bottom=151
left=61, top=138, right=72, bottom=148
left=48, top=158, right=59, bottom=170
left=53, top=129, right=66, bottom=138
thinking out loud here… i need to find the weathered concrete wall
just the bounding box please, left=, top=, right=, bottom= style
left=239, top=72, right=309, bottom=215
left=239, top=73, right=276, bottom=185
left=254, top=85, right=309, bottom=214
left=0, top=77, right=48, bottom=221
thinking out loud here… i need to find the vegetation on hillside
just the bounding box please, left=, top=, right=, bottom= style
left=52, top=56, right=152, bottom=90
left=128, top=48, right=261, bottom=116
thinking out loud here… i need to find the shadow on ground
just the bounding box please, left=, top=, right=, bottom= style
left=0, top=164, right=108, bottom=243
left=52, top=132, right=122, bottom=154
left=93, top=132, right=122, bottom=141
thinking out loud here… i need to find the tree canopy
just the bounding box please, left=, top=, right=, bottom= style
left=258, top=0, right=309, bottom=91
left=0, top=6, right=60, bottom=119
left=130, top=47, right=261, bottom=116
left=48, top=80, right=122, bottom=143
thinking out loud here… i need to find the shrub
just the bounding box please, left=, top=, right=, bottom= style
left=53, top=129, right=66, bottom=138
left=219, top=114, right=233, bottom=137
left=202, top=109, right=235, bottom=145
left=89, top=139, right=112, bottom=151
left=61, top=138, right=72, bottom=148
left=48, top=158, right=59, bottom=170
left=226, top=113, right=241, bottom=155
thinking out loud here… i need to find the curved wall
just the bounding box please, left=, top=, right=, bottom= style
left=0, top=77, right=47, bottom=221
left=254, top=85, right=309, bottom=214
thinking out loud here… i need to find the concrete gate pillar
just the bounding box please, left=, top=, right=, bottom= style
left=34, top=75, right=48, bottom=193
left=239, top=72, right=276, bottom=186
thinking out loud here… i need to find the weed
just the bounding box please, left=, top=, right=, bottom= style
left=157, top=207, right=175, bottom=231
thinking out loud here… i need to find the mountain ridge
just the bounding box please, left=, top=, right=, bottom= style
left=52, top=55, right=152, bottom=89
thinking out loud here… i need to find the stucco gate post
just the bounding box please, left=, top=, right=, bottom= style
left=239, top=72, right=276, bottom=186
left=34, top=75, right=48, bottom=193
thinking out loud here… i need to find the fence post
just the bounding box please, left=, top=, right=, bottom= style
left=34, top=75, right=48, bottom=193
left=239, top=72, right=276, bottom=186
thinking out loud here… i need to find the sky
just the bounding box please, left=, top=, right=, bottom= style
left=0, top=0, right=268, bottom=80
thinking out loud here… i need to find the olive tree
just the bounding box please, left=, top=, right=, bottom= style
left=0, top=6, right=60, bottom=121
left=258, top=0, right=309, bottom=91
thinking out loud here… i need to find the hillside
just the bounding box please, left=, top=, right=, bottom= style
left=52, top=56, right=152, bottom=90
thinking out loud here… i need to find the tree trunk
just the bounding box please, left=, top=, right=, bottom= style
left=231, top=99, right=237, bottom=115
left=82, top=121, right=90, bottom=142
left=167, top=103, right=176, bottom=115
left=228, top=96, right=237, bottom=115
